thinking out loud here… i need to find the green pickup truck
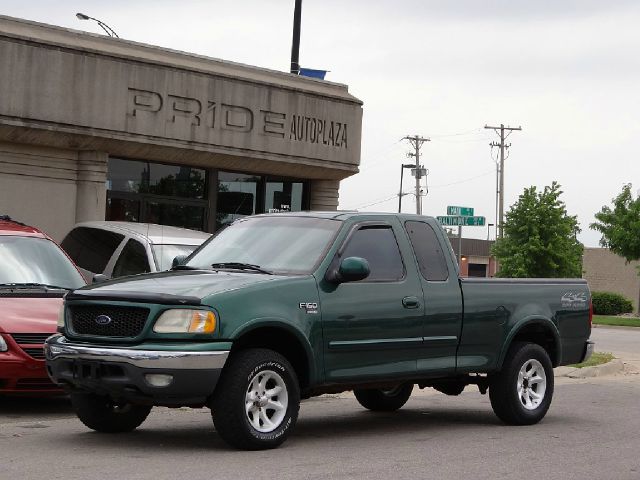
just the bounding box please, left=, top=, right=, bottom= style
left=46, top=212, right=593, bottom=450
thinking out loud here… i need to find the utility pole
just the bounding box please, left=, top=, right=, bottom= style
left=485, top=124, right=522, bottom=238
left=402, top=135, right=430, bottom=215
left=290, top=0, right=302, bottom=74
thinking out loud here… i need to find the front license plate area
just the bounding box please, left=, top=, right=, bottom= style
left=72, top=360, right=102, bottom=381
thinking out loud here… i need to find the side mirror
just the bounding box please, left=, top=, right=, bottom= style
left=172, top=255, right=189, bottom=269
left=326, top=256, right=370, bottom=283
left=92, top=274, right=108, bottom=284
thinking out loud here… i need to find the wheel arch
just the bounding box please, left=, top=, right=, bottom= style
left=498, top=317, right=562, bottom=368
left=229, top=320, right=316, bottom=392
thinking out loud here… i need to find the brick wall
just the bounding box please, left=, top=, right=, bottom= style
left=582, top=248, right=640, bottom=312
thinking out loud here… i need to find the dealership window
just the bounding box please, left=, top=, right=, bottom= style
left=217, top=172, right=260, bottom=230
left=106, top=160, right=309, bottom=233
left=106, top=158, right=209, bottom=231
left=216, top=172, right=308, bottom=230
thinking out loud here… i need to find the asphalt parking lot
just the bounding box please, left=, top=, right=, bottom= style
left=2, top=327, right=639, bottom=480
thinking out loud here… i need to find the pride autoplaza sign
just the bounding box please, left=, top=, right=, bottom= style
left=436, top=206, right=486, bottom=227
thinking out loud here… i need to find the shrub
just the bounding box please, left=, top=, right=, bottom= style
left=591, top=291, right=633, bottom=315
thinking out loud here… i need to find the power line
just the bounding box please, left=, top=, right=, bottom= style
left=352, top=194, right=399, bottom=210
left=429, top=169, right=494, bottom=188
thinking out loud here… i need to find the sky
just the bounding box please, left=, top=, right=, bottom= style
left=2, top=0, right=639, bottom=246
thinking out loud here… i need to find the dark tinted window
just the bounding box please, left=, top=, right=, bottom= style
left=405, top=221, right=449, bottom=281
left=61, top=227, right=124, bottom=274
left=341, top=226, right=404, bottom=282
left=112, top=240, right=150, bottom=277
left=108, top=158, right=206, bottom=199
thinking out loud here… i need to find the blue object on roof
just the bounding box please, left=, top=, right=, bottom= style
left=299, top=68, right=327, bottom=80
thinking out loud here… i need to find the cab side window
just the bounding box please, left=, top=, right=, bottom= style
left=404, top=221, right=449, bottom=281
left=61, top=227, right=124, bottom=274
left=112, top=239, right=151, bottom=277
left=341, top=226, right=404, bottom=282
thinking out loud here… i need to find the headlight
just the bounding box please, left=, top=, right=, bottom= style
left=153, top=309, right=216, bottom=334
left=57, top=304, right=66, bottom=328
left=0, top=335, right=7, bottom=352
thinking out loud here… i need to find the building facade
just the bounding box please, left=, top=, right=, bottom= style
left=448, top=236, right=497, bottom=277
left=0, top=16, right=363, bottom=240
left=582, top=247, right=640, bottom=312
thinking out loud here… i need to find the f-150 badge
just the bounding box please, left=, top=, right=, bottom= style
left=299, top=302, right=318, bottom=314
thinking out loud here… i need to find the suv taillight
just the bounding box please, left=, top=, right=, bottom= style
left=589, top=299, right=593, bottom=327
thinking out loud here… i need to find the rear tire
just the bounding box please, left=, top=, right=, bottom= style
left=70, top=393, right=151, bottom=433
left=489, top=342, right=554, bottom=425
left=354, top=383, right=414, bottom=411
left=211, top=348, right=300, bottom=450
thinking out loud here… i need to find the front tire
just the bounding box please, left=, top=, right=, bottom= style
left=354, top=383, right=414, bottom=411
left=70, top=393, right=151, bottom=433
left=211, top=348, right=300, bottom=450
left=489, top=342, right=554, bottom=425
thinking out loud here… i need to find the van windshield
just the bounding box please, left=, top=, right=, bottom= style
left=0, top=236, right=85, bottom=289
left=186, top=216, right=341, bottom=275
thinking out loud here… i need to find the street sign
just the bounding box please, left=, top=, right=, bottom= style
left=447, top=206, right=474, bottom=216
left=437, top=215, right=486, bottom=227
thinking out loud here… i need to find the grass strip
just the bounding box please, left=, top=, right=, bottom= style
left=570, top=351, right=614, bottom=369
left=593, top=315, right=640, bottom=327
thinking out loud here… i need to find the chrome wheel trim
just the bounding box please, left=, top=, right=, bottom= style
left=517, top=358, right=547, bottom=411
left=245, top=369, right=288, bottom=433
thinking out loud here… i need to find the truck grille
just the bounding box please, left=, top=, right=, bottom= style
left=69, top=305, right=150, bottom=338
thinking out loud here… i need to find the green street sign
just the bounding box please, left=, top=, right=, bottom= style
left=447, top=206, right=474, bottom=216
left=437, top=215, right=486, bottom=227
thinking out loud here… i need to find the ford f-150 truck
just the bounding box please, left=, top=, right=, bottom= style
left=45, top=212, right=593, bottom=450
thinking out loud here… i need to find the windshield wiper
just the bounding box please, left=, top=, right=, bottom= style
left=0, top=282, right=73, bottom=291
left=210, top=263, right=273, bottom=275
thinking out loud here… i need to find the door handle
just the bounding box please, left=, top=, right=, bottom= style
left=402, top=296, right=420, bottom=309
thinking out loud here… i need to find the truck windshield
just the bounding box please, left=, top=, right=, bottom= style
left=186, top=216, right=341, bottom=274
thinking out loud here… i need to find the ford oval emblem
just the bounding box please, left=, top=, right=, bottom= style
left=95, top=315, right=112, bottom=326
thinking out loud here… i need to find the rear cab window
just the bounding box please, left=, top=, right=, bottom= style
left=404, top=221, right=449, bottom=281
left=61, top=227, right=124, bottom=274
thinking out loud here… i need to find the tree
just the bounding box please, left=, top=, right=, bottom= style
left=590, top=184, right=640, bottom=263
left=492, top=182, right=583, bottom=278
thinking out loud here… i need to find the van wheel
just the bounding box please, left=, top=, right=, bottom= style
left=211, top=348, right=300, bottom=450
left=489, top=342, right=554, bottom=425
left=70, top=393, right=151, bottom=433
left=354, top=383, right=414, bottom=411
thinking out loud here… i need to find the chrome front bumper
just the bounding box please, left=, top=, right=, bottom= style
left=44, top=334, right=230, bottom=405
left=44, top=334, right=229, bottom=370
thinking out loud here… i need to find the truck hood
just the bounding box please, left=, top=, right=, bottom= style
left=68, top=270, right=288, bottom=304
left=0, top=296, right=62, bottom=333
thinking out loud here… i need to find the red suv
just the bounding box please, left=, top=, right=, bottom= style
left=0, top=216, right=85, bottom=395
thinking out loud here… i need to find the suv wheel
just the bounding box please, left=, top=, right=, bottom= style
left=489, top=341, right=554, bottom=425
left=211, top=348, right=300, bottom=450
left=70, top=393, right=151, bottom=433
left=354, top=383, right=414, bottom=411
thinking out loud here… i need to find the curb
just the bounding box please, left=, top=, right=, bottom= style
left=555, top=359, right=625, bottom=379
